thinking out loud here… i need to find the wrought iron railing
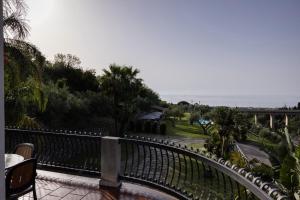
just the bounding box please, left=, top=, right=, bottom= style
left=120, top=135, right=288, bottom=200
left=5, top=128, right=288, bottom=200
left=5, top=127, right=102, bottom=175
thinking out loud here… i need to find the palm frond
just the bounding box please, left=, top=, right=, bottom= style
left=3, top=0, right=29, bottom=39
left=4, top=12, right=29, bottom=39
left=3, top=0, right=28, bottom=16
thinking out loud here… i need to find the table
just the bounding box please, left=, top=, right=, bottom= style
left=5, top=154, right=24, bottom=169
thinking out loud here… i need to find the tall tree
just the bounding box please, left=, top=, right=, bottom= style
left=208, top=107, right=236, bottom=157
left=3, top=0, right=47, bottom=127
left=44, top=54, right=99, bottom=93
left=100, top=64, right=143, bottom=136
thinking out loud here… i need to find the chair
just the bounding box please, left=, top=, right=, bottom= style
left=5, top=158, right=37, bottom=200
left=14, top=143, right=35, bottom=160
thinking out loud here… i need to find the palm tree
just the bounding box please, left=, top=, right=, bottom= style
left=3, top=0, right=29, bottom=40
left=100, top=64, right=142, bottom=136
left=3, top=0, right=47, bottom=127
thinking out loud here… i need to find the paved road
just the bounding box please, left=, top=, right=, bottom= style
left=131, top=133, right=272, bottom=167
left=237, top=142, right=272, bottom=167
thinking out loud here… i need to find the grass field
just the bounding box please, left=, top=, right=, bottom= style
left=165, top=113, right=210, bottom=139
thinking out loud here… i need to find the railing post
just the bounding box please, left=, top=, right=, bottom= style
left=99, top=136, right=121, bottom=188
left=0, top=0, right=5, bottom=198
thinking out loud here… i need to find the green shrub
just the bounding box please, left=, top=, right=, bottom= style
left=251, top=163, right=274, bottom=182
left=277, top=141, right=289, bottom=161
left=160, top=123, right=166, bottom=135
left=151, top=122, right=158, bottom=134
left=144, top=121, right=152, bottom=132
left=259, top=128, right=271, bottom=138
left=229, top=151, right=247, bottom=168
left=280, top=155, right=299, bottom=192
left=135, top=121, right=143, bottom=132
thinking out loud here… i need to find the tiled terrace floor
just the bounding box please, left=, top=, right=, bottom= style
left=18, top=170, right=177, bottom=200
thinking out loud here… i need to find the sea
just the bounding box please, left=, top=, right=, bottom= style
left=160, top=94, right=300, bottom=108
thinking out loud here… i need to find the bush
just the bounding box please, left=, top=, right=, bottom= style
left=251, top=163, right=274, bottom=182
left=144, top=121, right=152, bottom=133
left=160, top=123, right=166, bottom=135
left=151, top=122, right=158, bottom=134
left=189, top=112, right=200, bottom=125
left=135, top=121, right=143, bottom=132
left=229, top=151, right=247, bottom=168
left=259, top=128, right=281, bottom=143
left=276, top=141, right=288, bottom=161
left=128, top=121, right=135, bottom=131
left=280, top=155, right=299, bottom=192
left=259, top=128, right=271, bottom=138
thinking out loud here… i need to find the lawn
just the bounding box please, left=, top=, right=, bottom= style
left=165, top=113, right=210, bottom=139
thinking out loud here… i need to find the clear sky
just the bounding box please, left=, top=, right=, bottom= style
left=26, top=0, right=300, bottom=96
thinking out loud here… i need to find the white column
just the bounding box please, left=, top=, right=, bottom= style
left=270, top=114, right=274, bottom=129
left=285, top=114, right=289, bottom=127
left=285, top=114, right=289, bottom=134
left=99, top=136, right=121, bottom=188
left=0, top=0, right=5, bottom=198
left=254, top=114, right=258, bottom=126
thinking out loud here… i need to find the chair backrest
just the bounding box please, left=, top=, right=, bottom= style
left=14, top=143, right=35, bottom=160
left=5, top=158, right=37, bottom=196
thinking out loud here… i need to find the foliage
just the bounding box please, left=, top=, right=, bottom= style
left=189, top=112, right=200, bottom=125
left=259, top=128, right=281, bottom=143
left=3, top=0, right=48, bottom=127
left=99, top=64, right=159, bottom=136
left=135, top=86, right=160, bottom=112
left=280, top=155, right=299, bottom=196
left=37, top=81, right=112, bottom=129
left=289, top=116, right=300, bottom=135
left=165, top=105, right=185, bottom=126
left=4, top=40, right=47, bottom=127
left=229, top=151, right=247, bottom=168
left=205, top=107, right=252, bottom=156
left=3, top=0, right=29, bottom=39
left=44, top=54, right=99, bottom=93
left=232, top=111, right=251, bottom=141
left=251, top=163, right=274, bottom=182
left=207, top=107, right=236, bottom=157
left=194, top=104, right=211, bottom=116
left=160, top=123, right=167, bottom=135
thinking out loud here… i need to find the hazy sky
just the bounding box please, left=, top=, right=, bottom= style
left=26, top=0, right=300, bottom=96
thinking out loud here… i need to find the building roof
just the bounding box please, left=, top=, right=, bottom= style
left=138, top=112, right=163, bottom=120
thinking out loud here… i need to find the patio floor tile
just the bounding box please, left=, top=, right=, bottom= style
left=41, top=195, right=62, bottom=200
left=70, top=188, right=91, bottom=196
left=18, top=170, right=178, bottom=200
left=61, top=194, right=83, bottom=200
left=49, top=187, right=74, bottom=197
left=81, top=192, right=103, bottom=200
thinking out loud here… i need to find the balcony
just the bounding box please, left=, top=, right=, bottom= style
left=19, top=170, right=175, bottom=199
left=5, top=128, right=288, bottom=200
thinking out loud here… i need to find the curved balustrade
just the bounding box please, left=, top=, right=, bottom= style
left=5, top=127, right=102, bottom=175
left=120, top=135, right=288, bottom=200
left=5, top=128, right=288, bottom=200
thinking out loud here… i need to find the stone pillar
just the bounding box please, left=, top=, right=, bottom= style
left=0, top=0, right=5, bottom=198
left=285, top=114, right=289, bottom=134
left=269, top=114, right=274, bottom=129
left=254, top=114, right=258, bottom=126
left=99, top=136, right=121, bottom=188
